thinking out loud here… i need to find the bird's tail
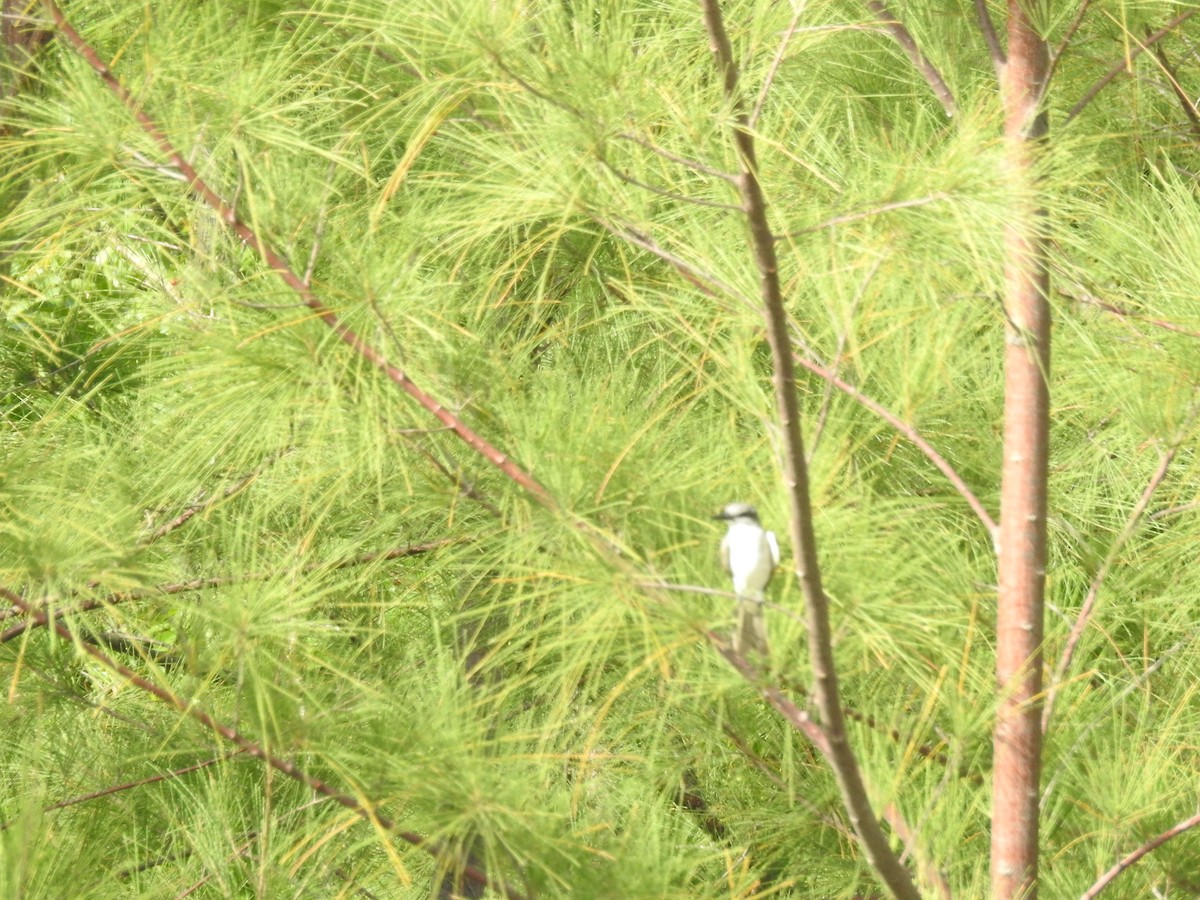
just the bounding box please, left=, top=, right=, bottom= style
left=733, top=591, right=769, bottom=657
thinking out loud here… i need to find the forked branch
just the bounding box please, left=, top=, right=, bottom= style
left=698, top=1, right=920, bottom=896
left=1064, top=10, right=1198, bottom=124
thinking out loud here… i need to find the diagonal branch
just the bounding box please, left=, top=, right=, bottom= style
left=1042, top=443, right=1180, bottom=733
left=1046, top=0, right=1094, bottom=87
left=1064, top=10, right=1199, bottom=124
left=0, top=538, right=463, bottom=642
left=0, top=583, right=527, bottom=900
left=864, top=1, right=956, bottom=117
left=974, top=0, right=1005, bottom=73
left=1080, top=808, right=1200, bottom=899
left=698, top=1, right=920, bottom=896
left=791, top=342, right=998, bottom=538
left=594, top=215, right=997, bottom=537
left=749, top=6, right=805, bottom=129
left=42, top=0, right=555, bottom=511
left=1148, top=32, right=1200, bottom=138
left=709, top=634, right=830, bottom=756
left=0, top=753, right=241, bottom=831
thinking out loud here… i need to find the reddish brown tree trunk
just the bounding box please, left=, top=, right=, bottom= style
left=992, top=3, right=1050, bottom=898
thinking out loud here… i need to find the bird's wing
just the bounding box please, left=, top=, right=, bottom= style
left=767, top=531, right=780, bottom=566
left=719, top=532, right=731, bottom=574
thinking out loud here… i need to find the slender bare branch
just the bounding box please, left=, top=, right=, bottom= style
left=1062, top=284, right=1200, bottom=340
left=791, top=341, right=998, bottom=538
left=1149, top=500, right=1200, bottom=521
left=974, top=0, right=1005, bottom=72
left=141, top=464, right=270, bottom=546
left=1046, top=0, right=1094, bottom=87
left=699, top=1, right=919, bottom=895
left=42, top=0, right=556, bottom=511
left=749, top=5, right=806, bottom=129
left=1064, top=10, right=1198, bottom=124
left=0, top=583, right=527, bottom=900
left=303, top=161, right=336, bottom=287
left=594, top=217, right=741, bottom=299
left=1043, top=443, right=1180, bottom=733
left=0, top=753, right=240, bottom=830
left=807, top=257, right=881, bottom=462
left=882, top=804, right=953, bottom=900
left=709, top=634, right=831, bottom=756
left=1081, top=809, right=1200, bottom=899
left=597, top=213, right=998, bottom=539
left=0, top=538, right=463, bottom=642
left=864, top=1, right=956, bottom=116
left=780, top=194, right=948, bottom=237
left=596, top=156, right=742, bottom=210
left=614, top=131, right=738, bottom=182
left=1041, top=632, right=1196, bottom=805
left=1148, top=33, right=1200, bottom=138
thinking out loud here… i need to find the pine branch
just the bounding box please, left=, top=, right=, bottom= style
left=698, top=1, right=920, bottom=895
left=864, top=1, right=957, bottom=117
left=1080, top=808, right=1200, bottom=899
left=1065, top=10, right=1198, bottom=124
left=1043, top=437, right=1185, bottom=733
left=0, top=582, right=529, bottom=900
left=41, top=0, right=556, bottom=512
left=0, top=539, right=464, bottom=642
left=974, top=0, right=1005, bottom=73
left=0, top=753, right=240, bottom=831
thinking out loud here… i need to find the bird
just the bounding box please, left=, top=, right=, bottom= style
left=714, top=502, right=780, bottom=657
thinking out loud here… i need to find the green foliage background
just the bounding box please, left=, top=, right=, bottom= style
left=3, top=0, right=1200, bottom=896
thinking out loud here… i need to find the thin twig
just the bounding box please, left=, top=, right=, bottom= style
left=779, top=194, right=948, bottom=238
left=1064, top=10, right=1199, bottom=124
left=882, top=804, right=953, bottom=900
left=709, top=633, right=831, bottom=756
left=1046, top=0, right=1095, bottom=87
left=303, top=161, right=337, bottom=287
left=597, top=156, right=741, bottom=210
left=1080, top=808, right=1200, bottom=899
left=1042, top=631, right=1195, bottom=806
left=0, top=753, right=241, bottom=830
left=600, top=214, right=992, bottom=538
left=864, top=1, right=956, bottom=116
left=790, top=335, right=998, bottom=540
left=0, top=538, right=463, bottom=642
left=142, top=462, right=272, bottom=546
left=1148, top=33, right=1200, bottom=138
left=614, top=131, right=738, bottom=182
left=397, top=430, right=504, bottom=518
left=1063, top=284, right=1200, bottom=340
left=1043, top=443, right=1180, bottom=733
left=594, top=218, right=741, bottom=300
left=1148, top=500, right=1200, bottom=521
left=749, top=5, right=806, bottom=129
left=807, top=256, right=882, bottom=462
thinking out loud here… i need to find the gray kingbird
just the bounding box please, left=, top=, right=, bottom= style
left=714, top=502, right=780, bottom=656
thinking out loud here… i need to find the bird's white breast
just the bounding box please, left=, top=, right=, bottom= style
left=722, top=521, right=777, bottom=595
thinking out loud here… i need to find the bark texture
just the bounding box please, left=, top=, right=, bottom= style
left=992, top=3, right=1050, bottom=898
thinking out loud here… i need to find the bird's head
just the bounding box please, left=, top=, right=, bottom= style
left=713, top=502, right=760, bottom=524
